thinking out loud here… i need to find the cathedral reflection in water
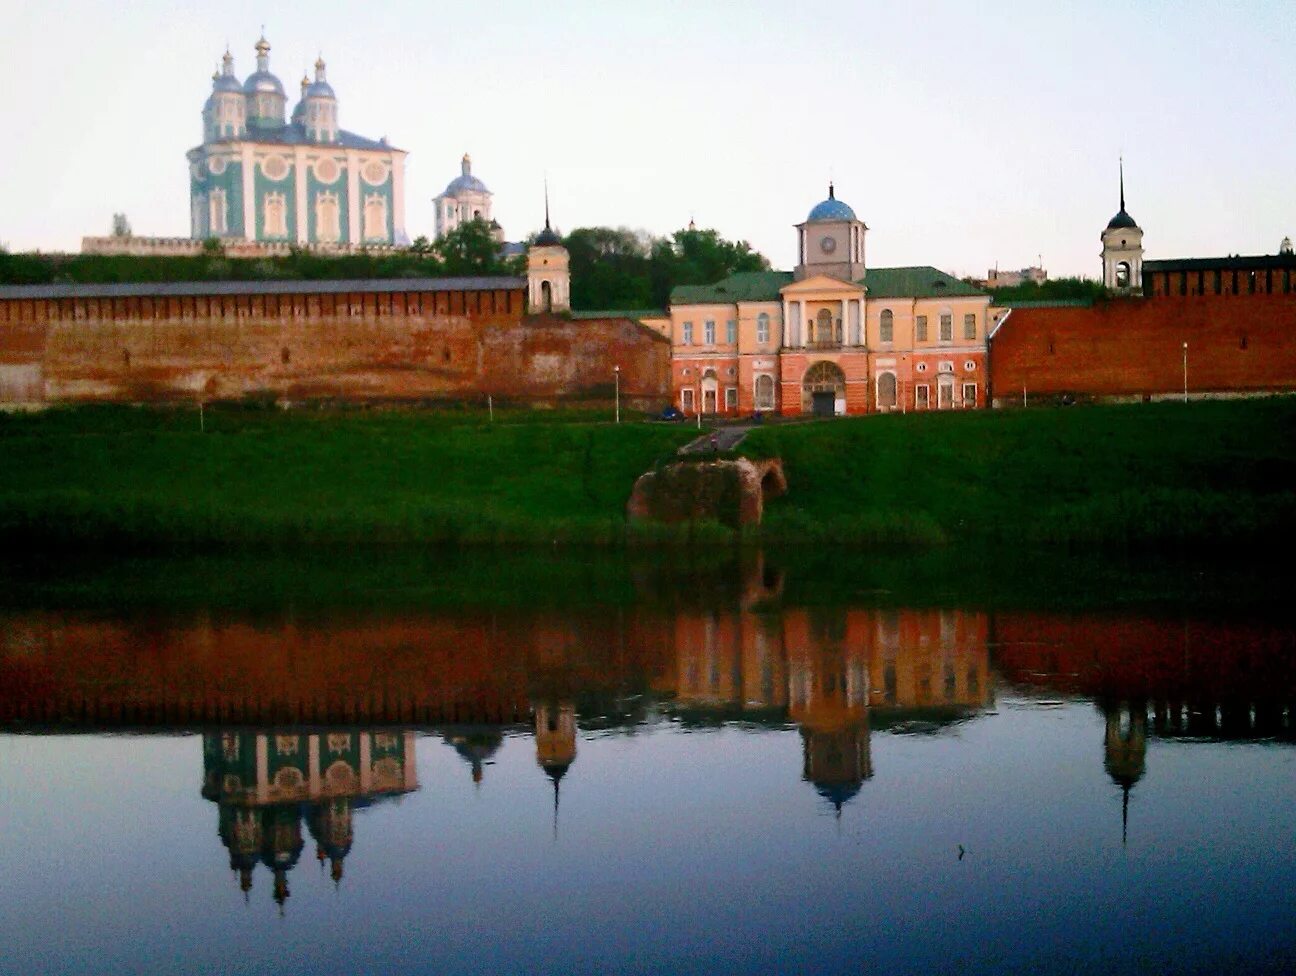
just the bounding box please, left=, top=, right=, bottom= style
left=3, top=560, right=1293, bottom=910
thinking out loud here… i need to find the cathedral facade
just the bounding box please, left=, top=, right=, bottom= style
left=669, top=186, right=991, bottom=417
left=187, top=36, right=407, bottom=247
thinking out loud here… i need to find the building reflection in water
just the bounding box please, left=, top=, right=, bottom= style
left=202, top=730, right=418, bottom=911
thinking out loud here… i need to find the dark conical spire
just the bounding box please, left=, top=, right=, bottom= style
left=828, top=181, right=836, bottom=200
left=534, top=179, right=562, bottom=246
left=1119, top=156, right=1125, bottom=212
left=544, top=178, right=551, bottom=232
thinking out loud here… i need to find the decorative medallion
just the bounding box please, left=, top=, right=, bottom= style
left=819, top=236, right=837, bottom=255
left=261, top=154, right=290, bottom=181
left=361, top=160, right=388, bottom=186
left=313, top=157, right=340, bottom=184
left=208, top=156, right=227, bottom=175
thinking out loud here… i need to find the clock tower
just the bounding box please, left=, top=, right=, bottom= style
left=794, top=183, right=867, bottom=282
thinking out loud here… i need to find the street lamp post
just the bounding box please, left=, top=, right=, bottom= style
left=1182, top=341, right=1188, bottom=404
left=614, top=365, right=621, bottom=424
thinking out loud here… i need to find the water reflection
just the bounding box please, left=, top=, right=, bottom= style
left=204, top=729, right=418, bottom=908
left=2, top=555, right=1296, bottom=973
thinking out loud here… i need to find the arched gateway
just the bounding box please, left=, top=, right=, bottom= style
left=802, top=361, right=846, bottom=417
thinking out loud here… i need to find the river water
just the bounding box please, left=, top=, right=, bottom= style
left=1, top=551, right=1293, bottom=976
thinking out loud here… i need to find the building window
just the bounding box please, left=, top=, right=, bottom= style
left=963, top=313, right=976, bottom=340
left=682, top=321, right=693, bottom=345
left=363, top=194, right=388, bottom=240
left=880, top=308, right=894, bottom=343
left=725, top=388, right=738, bottom=411
left=939, top=311, right=953, bottom=342
left=704, top=320, right=716, bottom=344
left=209, top=188, right=227, bottom=235
left=963, top=383, right=977, bottom=408
left=315, top=191, right=340, bottom=241
left=263, top=192, right=287, bottom=237
left=877, top=371, right=897, bottom=408
left=915, top=384, right=929, bottom=409
left=916, top=315, right=928, bottom=342
left=915, top=361, right=928, bottom=373
left=1116, top=261, right=1131, bottom=288
left=681, top=388, right=694, bottom=413
left=755, top=374, right=775, bottom=410
left=756, top=313, right=770, bottom=344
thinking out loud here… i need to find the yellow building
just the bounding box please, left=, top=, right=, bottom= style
left=670, top=185, right=990, bottom=417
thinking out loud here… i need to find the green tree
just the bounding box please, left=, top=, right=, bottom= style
left=434, top=219, right=508, bottom=275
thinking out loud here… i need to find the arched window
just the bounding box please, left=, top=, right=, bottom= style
left=315, top=192, right=339, bottom=241
left=1116, top=262, right=1131, bottom=288
left=756, top=312, right=770, bottom=344
left=814, top=308, right=833, bottom=345
left=879, top=309, right=894, bottom=343
left=263, top=192, right=287, bottom=237
left=877, top=371, right=897, bottom=408
left=363, top=194, right=387, bottom=240
left=540, top=280, right=552, bottom=311
left=755, top=374, right=775, bottom=410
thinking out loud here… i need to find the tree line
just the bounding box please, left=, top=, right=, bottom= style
left=0, top=220, right=771, bottom=313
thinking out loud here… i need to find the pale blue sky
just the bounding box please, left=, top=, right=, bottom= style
left=2, top=0, right=1291, bottom=277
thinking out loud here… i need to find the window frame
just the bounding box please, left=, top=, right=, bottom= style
left=879, top=308, right=894, bottom=344
left=963, top=313, right=977, bottom=341
left=756, top=312, right=770, bottom=344
left=704, top=319, right=716, bottom=345
left=916, top=314, right=928, bottom=342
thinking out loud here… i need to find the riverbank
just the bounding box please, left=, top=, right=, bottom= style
left=742, top=397, right=1296, bottom=549
left=1, top=398, right=1293, bottom=551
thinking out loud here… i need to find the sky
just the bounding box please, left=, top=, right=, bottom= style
left=2, top=0, right=1292, bottom=278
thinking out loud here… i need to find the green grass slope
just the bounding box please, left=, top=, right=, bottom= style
left=741, top=398, right=1296, bottom=549
left=0, top=406, right=694, bottom=550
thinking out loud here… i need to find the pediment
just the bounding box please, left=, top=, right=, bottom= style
left=780, top=274, right=864, bottom=297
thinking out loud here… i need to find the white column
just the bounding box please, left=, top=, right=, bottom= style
left=840, top=298, right=847, bottom=344
left=800, top=300, right=807, bottom=347
left=308, top=734, right=321, bottom=798
left=403, top=732, right=418, bottom=791
left=255, top=734, right=269, bottom=804
left=240, top=144, right=256, bottom=241
left=294, top=147, right=308, bottom=244
left=359, top=733, right=372, bottom=791
left=781, top=300, right=790, bottom=347
left=391, top=152, right=406, bottom=244
left=346, top=150, right=360, bottom=246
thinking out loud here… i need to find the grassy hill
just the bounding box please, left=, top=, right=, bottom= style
left=1, top=398, right=1293, bottom=551
left=741, top=397, right=1296, bottom=549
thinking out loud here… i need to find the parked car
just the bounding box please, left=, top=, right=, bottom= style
left=658, top=406, right=684, bottom=422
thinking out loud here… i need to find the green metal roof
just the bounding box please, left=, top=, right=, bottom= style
left=671, top=271, right=794, bottom=305
left=570, top=308, right=666, bottom=320
left=670, top=267, right=985, bottom=306
left=857, top=266, right=987, bottom=299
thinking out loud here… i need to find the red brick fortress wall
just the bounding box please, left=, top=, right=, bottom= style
left=989, top=293, right=1296, bottom=404
left=0, top=281, right=671, bottom=407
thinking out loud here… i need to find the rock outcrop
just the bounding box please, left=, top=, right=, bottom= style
left=627, top=457, right=786, bottom=528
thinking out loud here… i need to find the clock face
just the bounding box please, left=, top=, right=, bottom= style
left=819, top=236, right=837, bottom=255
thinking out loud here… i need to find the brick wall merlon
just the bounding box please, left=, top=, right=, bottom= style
left=0, top=277, right=526, bottom=301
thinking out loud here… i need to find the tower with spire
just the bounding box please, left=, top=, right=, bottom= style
left=188, top=34, right=407, bottom=247
left=527, top=183, right=571, bottom=313
left=1101, top=159, right=1145, bottom=293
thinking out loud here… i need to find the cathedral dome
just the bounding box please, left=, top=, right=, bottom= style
left=243, top=36, right=285, bottom=96
left=305, top=57, right=335, bottom=99
left=444, top=154, right=488, bottom=196
left=213, top=73, right=242, bottom=94
left=807, top=184, right=856, bottom=222
left=244, top=70, right=285, bottom=96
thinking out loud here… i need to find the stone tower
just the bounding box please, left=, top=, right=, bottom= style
left=1101, top=161, right=1144, bottom=293
left=527, top=188, right=570, bottom=313
left=794, top=183, right=867, bottom=282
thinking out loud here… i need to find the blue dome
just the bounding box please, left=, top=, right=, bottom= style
left=212, top=73, right=242, bottom=94
left=244, top=70, right=285, bottom=96
left=807, top=187, right=856, bottom=222
left=445, top=174, right=488, bottom=195
left=305, top=81, right=335, bottom=99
